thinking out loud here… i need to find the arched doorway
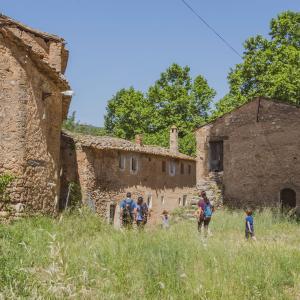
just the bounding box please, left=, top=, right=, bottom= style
left=280, top=188, right=296, bottom=212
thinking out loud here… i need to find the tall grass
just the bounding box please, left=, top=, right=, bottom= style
left=0, top=209, right=300, bottom=299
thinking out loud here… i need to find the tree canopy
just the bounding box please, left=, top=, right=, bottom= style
left=104, top=64, right=215, bottom=155
left=214, top=11, right=300, bottom=117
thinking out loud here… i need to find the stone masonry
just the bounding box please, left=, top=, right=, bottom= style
left=0, top=14, right=72, bottom=218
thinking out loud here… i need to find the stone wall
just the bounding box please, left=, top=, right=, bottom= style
left=60, top=134, right=197, bottom=223
left=196, top=98, right=300, bottom=208
left=0, top=30, right=68, bottom=217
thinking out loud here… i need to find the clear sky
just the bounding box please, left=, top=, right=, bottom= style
left=1, top=1, right=299, bottom=126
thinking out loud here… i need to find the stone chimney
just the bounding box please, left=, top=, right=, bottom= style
left=49, top=42, right=62, bottom=72
left=135, top=134, right=143, bottom=147
left=170, top=125, right=178, bottom=153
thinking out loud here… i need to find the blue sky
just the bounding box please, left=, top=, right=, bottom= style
left=1, top=1, right=299, bottom=126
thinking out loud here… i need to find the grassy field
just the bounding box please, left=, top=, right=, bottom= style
left=0, top=209, right=300, bottom=300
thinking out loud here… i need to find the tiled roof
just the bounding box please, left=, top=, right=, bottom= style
left=63, top=131, right=196, bottom=161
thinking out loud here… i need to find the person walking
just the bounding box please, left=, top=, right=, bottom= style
left=136, top=196, right=149, bottom=229
left=245, top=209, right=256, bottom=240
left=198, top=191, right=214, bottom=237
left=119, top=192, right=137, bottom=229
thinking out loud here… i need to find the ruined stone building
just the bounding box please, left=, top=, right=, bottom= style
left=0, top=14, right=72, bottom=216
left=61, top=127, right=196, bottom=224
left=196, top=98, right=300, bottom=211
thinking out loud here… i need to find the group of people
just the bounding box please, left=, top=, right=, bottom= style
left=119, top=191, right=255, bottom=239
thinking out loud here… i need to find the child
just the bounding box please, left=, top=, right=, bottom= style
left=245, top=210, right=256, bottom=240
left=161, top=210, right=170, bottom=229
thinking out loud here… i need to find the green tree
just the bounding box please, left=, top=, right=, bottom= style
left=214, top=11, right=300, bottom=117
left=104, top=64, right=215, bottom=155
left=104, top=87, right=151, bottom=139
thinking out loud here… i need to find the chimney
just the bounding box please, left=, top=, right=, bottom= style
left=170, top=125, right=178, bottom=153
left=135, top=134, right=143, bottom=147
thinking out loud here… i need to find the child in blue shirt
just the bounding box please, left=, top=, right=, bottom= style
left=245, top=210, right=256, bottom=240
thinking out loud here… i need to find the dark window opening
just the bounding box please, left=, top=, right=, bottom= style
left=209, top=141, right=223, bottom=172
left=119, top=155, right=125, bottom=170
left=162, top=161, right=166, bottom=172
left=281, top=188, right=296, bottom=212
left=109, top=204, right=116, bottom=224
left=188, top=165, right=192, bottom=175
left=180, top=163, right=184, bottom=174
left=148, top=157, right=152, bottom=162
left=183, top=195, right=187, bottom=206
left=131, top=157, right=138, bottom=172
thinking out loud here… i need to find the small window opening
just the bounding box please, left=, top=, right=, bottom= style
left=178, top=197, right=182, bottom=206
left=162, top=161, right=166, bottom=172
left=281, top=188, right=296, bottom=213
left=119, top=155, right=126, bottom=170
left=148, top=157, right=152, bottom=162
left=180, top=163, right=184, bottom=174
left=161, top=195, right=165, bottom=205
left=169, top=161, right=176, bottom=176
left=183, top=195, right=187, bottom=207
left=188, top=165, right=192, bottom=175
left=130, top=157, right=138, bottom=173
left=209, top=141, right=224, bottom=172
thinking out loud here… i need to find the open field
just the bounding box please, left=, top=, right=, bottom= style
left=1, top=209, right=300, bottom=299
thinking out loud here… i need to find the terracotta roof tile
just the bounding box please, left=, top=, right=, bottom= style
left=63, top=131, right=196, bottom=161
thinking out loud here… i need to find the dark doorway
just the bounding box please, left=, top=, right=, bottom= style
left=109, top=204, right=116, bottom=224
left=280, top=188, right=296, bottom=212
left=209, top=141, right=223, bottom=172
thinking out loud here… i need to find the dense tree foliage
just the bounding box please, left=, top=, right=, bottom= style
left=104, top=64, right=215, bottom=155
left=214, top=11, right=300, bottom=117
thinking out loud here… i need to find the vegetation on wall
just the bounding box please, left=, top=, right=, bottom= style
left=0, top=173, right=15, bottom=202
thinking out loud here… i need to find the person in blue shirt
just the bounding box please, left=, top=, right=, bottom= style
left=245, top=209, right=256, bottom=240
left=119, top=192, right=137, bottom=229
left=136, top=196, right=149, bottom=229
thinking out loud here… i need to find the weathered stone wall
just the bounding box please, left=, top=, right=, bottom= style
left=0, top=31, right=66, bottom=216
left=61, top=135, right=197, bottom=223
left=196, top=98, right=300, bottom=208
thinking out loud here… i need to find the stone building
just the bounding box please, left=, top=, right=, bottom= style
left=0, top=14, right=72, bottom=216
left=196, top=97, right=300, bottom=210
left=60, top=127, right=196, bottom=224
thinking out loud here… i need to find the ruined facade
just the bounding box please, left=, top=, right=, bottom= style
left=0, top=15, right=72, bottom=216
left=60, top=128, right=196, bottom=224
left=196, top=98, right=300, bottom=210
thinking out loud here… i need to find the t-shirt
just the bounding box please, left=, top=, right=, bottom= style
left=245, top=216, right=254, bottom=231
left=120, top=198, right=136, bottom=214
left=136, top=204, right=145, bottom=221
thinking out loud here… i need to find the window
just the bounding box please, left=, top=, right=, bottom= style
left=130, top=156, right=138, bottom=174
left=209, top=141, right=224, bottom=172
left=161, top=195, right=165, bottom=205
left=162, top=161, right=166, bottom=172
left=119, top=155, right=126, bottom=170
left=180, top=163, right=184, bottom=174
left=148, top=157, right=152, bottom=162
left=188, top=165, right=192, bottom=175
left=169, top=160, right=176, bottom=176
left=178, top=197, right=182, bottom=206
left=183, top=195, right=187, bottom=207
left=147, top=194, right=152, bottom=209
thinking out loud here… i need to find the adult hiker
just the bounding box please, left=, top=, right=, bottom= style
left=198, top=191, right=214, bottom=236
left=119, top=192, right=137, bottom=229
left=136, top=196, right=149, bottom=229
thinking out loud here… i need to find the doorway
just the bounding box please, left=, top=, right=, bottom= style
left=280, top=188, right=296, bottom=212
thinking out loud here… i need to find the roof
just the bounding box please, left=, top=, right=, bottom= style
left=195, top=97, right=300, bottom=131
left=0, top=14, right=64, bottom=42
left=63, top=131, right=196, bottom=161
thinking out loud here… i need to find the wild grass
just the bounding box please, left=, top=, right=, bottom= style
left=0, top=209, right=300, bottom=299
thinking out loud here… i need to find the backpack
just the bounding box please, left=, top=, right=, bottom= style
left=122, top=199, right=134, bottom=221
left=204, top=203, right=212, bottom=218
